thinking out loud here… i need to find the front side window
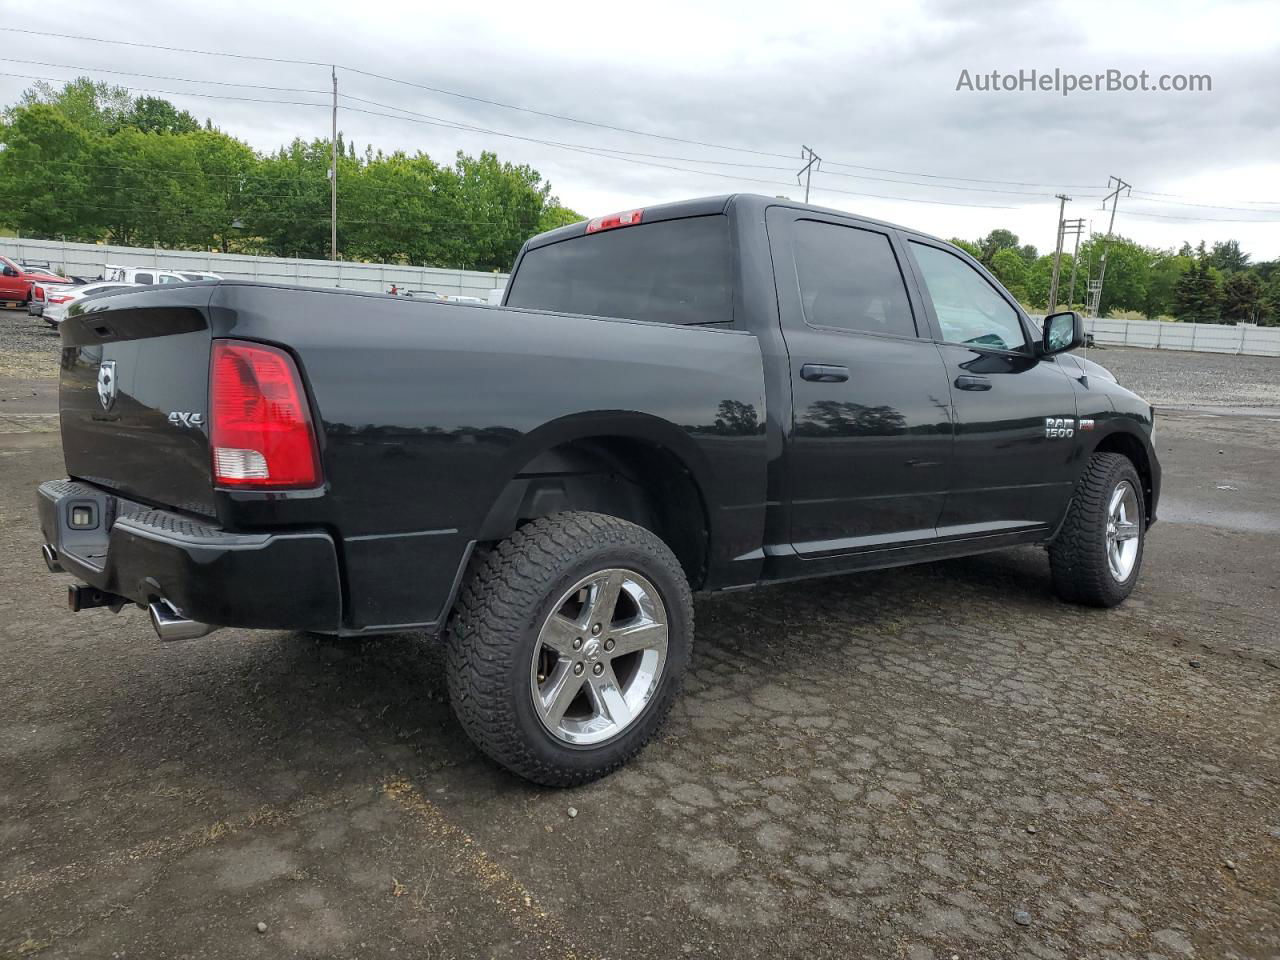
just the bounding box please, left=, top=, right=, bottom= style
left=505, top=215, right=732, bottom=326
left=791, top=220, right=916, bottom=337
left=910, top=242, right=1027, bottom=351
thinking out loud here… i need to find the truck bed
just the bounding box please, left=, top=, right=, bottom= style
left=51, top=281, right=768, bottom=633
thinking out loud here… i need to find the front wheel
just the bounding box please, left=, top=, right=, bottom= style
left=446, top=512, right=693, bottom=786
left=1049, top=452, right=1146, bottom=607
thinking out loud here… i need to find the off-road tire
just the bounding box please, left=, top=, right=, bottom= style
left=446, top=512, right=693, bottom=787
left=1049, top=452, right=1145, bottom=607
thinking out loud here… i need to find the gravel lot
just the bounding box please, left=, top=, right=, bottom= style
left=0, top=307, right=59, bottom=380
left=1081, top=343, right=1280, bottom=409
left=2, top=321, right=1278, bottom=959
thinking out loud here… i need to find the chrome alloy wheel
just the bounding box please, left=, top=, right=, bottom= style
left=1105, top=480, right=1142, bottom=582
left=530, top=568, right=669, bottom=746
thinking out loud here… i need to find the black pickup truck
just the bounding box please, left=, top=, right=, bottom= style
left=37, top=194, right=1160, bottom=785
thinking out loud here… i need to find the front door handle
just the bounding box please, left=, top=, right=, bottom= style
left=954, top=375, right=992, bottom=391
left=801, top=363, right=850, bottom=383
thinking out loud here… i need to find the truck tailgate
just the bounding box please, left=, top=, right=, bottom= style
left=59, top=285, right=217, bottom=516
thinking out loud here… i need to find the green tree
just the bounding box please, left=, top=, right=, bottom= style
left=1023, top=255, right=1056, bottom=310
left=123, top=96, right=202, bottom=135
left=1144, top=254, right=1193, bottom=318
left=1173, top=260, right=1223, bottom=323
left=1077, top=236, right=1149, bottom=315
left=1261, top=274, right=1280, bottom=326
left=947, top=237, right=982, bottom=259
left=1222, top=271, right=1264, bottom=324
left=539, top=203, right=583, bottom=233
left=15, top=77, right=131, bottom=134
left=0, top=104, right=97, bottom=238
left=977, top=228, right=1020, bottom=268
left=0, top=78, right=574, bottom=267
left=990, top=248, right=1028, bottom=302
left=1206, top=239, right=1250, bottom=274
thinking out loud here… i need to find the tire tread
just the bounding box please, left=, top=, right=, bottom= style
left=1049, top=452, right=1143, bottom=607
left=446, top=512, right=691, bottom=787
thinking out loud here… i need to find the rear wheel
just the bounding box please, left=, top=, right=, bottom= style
left=446, top=512, right=692, bottom=786
left=1049, top=452, right=1146, bottom=607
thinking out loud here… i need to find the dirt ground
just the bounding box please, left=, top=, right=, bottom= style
left=1, top=316, right=1277, bottom=959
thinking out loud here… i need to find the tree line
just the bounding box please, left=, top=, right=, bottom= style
left=950, top=229, right=1279, bottom=324
left=0, top=79, right=582, bottom=271
left=2, top=77, right=1276, bottom=319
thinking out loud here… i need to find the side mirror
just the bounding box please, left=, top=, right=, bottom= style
left=1, top=265, right=17, bottom=277
left=1041, top=310, right=1085, bottom=355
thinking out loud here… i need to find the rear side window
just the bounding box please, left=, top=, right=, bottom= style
left=134, top=272, right=154, bottom=284
left=791, top=220, right=916, bottom=337
left=506, top=215, right=732, bottom=325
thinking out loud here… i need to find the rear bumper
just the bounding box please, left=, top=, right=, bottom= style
left=27, top=300, right=44, bottom=317
left=37, top=479, right=342, bottom=632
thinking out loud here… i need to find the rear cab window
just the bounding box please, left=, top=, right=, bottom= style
left=505, top=214, right=733, bottom=326
left=790, top=219, right=917, bottom=338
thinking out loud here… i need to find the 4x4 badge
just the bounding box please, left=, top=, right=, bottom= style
left=1044, top=417, right=1075, bottom=439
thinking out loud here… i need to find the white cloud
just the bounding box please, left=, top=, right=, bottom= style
left=3, top=0, right=1278, bottom=259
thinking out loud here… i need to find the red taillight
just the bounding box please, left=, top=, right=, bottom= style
left=48, top=294, right=74, bottom=304
left=585, top=208, right=643, bottom=233
left=209, top=340, right=321, bottom=489
left=32, top=285, right=45, bottom=301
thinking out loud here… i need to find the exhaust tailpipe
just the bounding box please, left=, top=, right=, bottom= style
left=148, top=599, right=218, bottom=642
left=42, top=544, right=63, bottom=573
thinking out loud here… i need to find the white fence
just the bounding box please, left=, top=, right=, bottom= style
left=0, top=236, right=510, bottom=299
left=1082, top=316, right=1280, bottom=358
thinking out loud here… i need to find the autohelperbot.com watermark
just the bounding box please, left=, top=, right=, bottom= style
left=955, top=68, right=1211, bottom=96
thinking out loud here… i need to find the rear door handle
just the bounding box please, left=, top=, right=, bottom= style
left=801, top=363, right=850, bottom=383
left=954, top=375, right=992, bottom=391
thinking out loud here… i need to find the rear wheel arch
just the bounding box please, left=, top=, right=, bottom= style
left=476, top=420, right=713, bottom=589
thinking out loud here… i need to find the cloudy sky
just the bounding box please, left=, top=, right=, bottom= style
left=5, top=0, right=1279, bottom=259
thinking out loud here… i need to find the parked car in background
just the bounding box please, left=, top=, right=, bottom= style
left=28, top=281, right=83, bottom=320
left=0, top=256, right=70, bottom=306
left=176, top=270, right=222, bottom=282
left=104, top=264, right=193, bottom=285
left=38, top=281, right=136, bottom=327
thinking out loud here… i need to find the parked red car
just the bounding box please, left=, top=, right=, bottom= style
left=0, top=256, right=70, bottom=305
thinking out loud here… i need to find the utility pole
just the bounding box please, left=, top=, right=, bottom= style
left=797, top=146, right=821, bottom=204
left=1046, top=193, right=1071, bottom=313
left=330, top=66, right=338, bottom=261
left=1088, top=175, right=1130, bottom=317
left=1061, top=218, right=1086, bottom=308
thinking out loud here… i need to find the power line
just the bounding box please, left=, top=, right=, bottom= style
left=2, top=57, right=328, bottom=94
left=5, top=27, right=330, bottom=66
left=0, top=70, right=329, bottom=108
left=339, top=103, right=1022, bottom=209
left=5, top=27, right=795, bottom=160
left=0, top=64, right=1042, bottom=205
left=0, top=25, right=1165, bottom=197
left=0, top=197, right=516, bottom=226
left=822, top=160, right=1101, bottom=191
left=1122, top=210, right=1280, bottom=224
left=8, top=31, right=1278, bottom=217
left=1131, top=188, right=1280, bottom=207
